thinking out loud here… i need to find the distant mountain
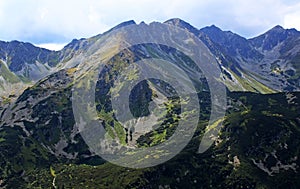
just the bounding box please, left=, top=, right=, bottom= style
left=164, top=18, right=300, bottom=92
left=0, top=37, right=104, bottom=97
left=250, top=25, right=300, bottom=51
left=0, top=41, right=60, bottom=80
left=1, top=18, right=300, bottom=100
left=200, top=24, right=263, bottom=60
left=247, top=25, right=300, bottom=91
left=198, top=22, right=300, bottom=92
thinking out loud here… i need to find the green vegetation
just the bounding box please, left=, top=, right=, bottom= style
left=114, top=121, right=127, bottom=145
left=0, top=42, right=300, bottom=188
left=26, top=163, right=150, bottom=189
left=1, top=81, right=300, bottom=189
left=225, top=68, right=275, bottom=94
left=50, top=166, right=56, bottom=177
left=0, top=61, right=20, bottom=83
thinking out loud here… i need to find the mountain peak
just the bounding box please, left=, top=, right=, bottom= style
left=272, top=25, right=300, bottom=35
left=272, top=25, right=285, bottom=30
left=102, top=20, right=136, bottom=35
left=112, top=20, right=136, bottom=30
left=164, top=18, right=199, bottom=35
left=250, top=25, right=300, bottom=51
left=164, top=18, right=188, bottom=25
left=263, top=25, right=299, bottom=36
left=206, top=24, right=222, bottom=31
left=267, top=25, right=286, bottom=34
left=200, top=24, right=223, bottom=34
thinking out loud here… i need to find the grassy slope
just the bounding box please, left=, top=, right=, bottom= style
left=18, top=92, right=300, bottom=189
left=0, top=61, right=20, bottom=83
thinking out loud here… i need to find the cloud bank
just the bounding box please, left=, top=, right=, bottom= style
left=0, top=0, right=299, bottom=50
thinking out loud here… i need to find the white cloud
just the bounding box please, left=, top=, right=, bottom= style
left=283, top=2, right=300, bottom=30
left=0, top=0, right=299, bottom=44
left=284, top=12, right=300, bottom=30
left=35, top=43, right=67, bottom=51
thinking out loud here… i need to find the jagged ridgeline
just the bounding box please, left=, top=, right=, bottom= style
left=1, top=18, right=300, bottom=101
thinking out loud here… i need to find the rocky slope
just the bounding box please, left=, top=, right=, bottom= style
left=0, top=19, right=299, bottom=188
left=1, top=75, right=299, bottom=188
left=200, top=23, right=300, bottom=92
left=1, top=18, right=300, bottom=99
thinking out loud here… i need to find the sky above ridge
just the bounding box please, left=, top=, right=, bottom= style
left=0, top=0, right=299, bottom=50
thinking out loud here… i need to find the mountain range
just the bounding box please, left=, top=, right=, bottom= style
left=0, top=19, right=299, bottom=188
left=1, top=18, right=300, bottom=101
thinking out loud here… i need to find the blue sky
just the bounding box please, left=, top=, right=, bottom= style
left=0, top=0, right=299, bottom=50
